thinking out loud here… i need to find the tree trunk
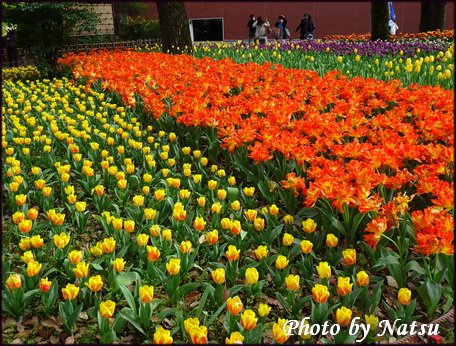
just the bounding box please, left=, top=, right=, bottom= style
left=371, top=2, right=390, bottom=41
left=419, top=2, right=447, bottom=32
left=156, top=2, right=192, bottom=54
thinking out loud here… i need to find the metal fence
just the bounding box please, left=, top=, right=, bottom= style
left=2, top=38, right=162, bottom=68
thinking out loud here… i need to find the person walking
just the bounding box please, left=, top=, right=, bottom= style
left=252, top=17, right=270, bottom=44
left=306, top=14, right=316, bottom=39
left=388, top=19, right=399, bottom=35
left=295, top=13, right=309, bottom=40
left=247, top=14, right=256, bottom=43
left=274, top=15, right=290, bottom=40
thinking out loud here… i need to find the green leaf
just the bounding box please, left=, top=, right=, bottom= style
left=206, top=301, right=227, bottom=327
left=416, top=280, right=442, bottom=317
left=195, top=285, right=211, bottom=318
left=176, top=282, right=200, bottom=301
left=119, top=284, right=137, bottom=315
left=112, top=272, right=142, bottom=291
left=119, top=308, right=146, bottom=335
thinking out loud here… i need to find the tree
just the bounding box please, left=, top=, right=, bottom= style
left=419, top=2, right=447, bottom=32
left=156, top=2, right=192, bottom=54
left=3, top=2, right=99, bottom=77
left=371, top=2, right=390, bottom=41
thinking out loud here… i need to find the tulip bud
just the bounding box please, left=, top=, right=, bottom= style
left=245, top=267, right=259, bottom=284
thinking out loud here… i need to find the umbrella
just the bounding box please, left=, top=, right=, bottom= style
left=388, top=2, right=396, bottom=22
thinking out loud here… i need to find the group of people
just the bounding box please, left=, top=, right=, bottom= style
left=247, top=13, right=316, bottom=43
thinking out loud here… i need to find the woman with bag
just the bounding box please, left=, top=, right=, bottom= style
left=274, top=15, right=290, bottom=40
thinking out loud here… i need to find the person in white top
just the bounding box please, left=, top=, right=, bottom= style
left=252, top=17, right=270, bottom=43
left=388, top=19, right=399, bottom=35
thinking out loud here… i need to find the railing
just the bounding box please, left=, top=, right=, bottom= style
left=2, top=38, right=162, bottom=67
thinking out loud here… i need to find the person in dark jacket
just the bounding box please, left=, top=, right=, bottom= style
left=247, top=14, right=256, bottom=43
left=274, top=15, right=289, bottom=40
left=295, top=13, right=309, bottom=40
left=306, top=14, right=316, bottom=39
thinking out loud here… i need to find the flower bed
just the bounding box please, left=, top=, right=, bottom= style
left=2, top=46, right=454, bottom=344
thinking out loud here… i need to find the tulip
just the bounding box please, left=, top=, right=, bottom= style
left=68, top=250, right=83, bottom=264
left=206, top=230, right=218, bottom=244
left=184, top=317, right=200, bottom=334
left=144, top=208, right=157, bottom=220
left=62, top=283, right=79, bottom=300
left=342, top=249, right=356, bottom=266
left=166, top=258, right=181, bottom=275
left=189, top=325, right=207, bottom=344
left=302, top=218, right=317, bottom=233
left=193, top=174, right=203, bottom=184
left=217, top=189, right=227, bottom=199
left=67, top=194, right=77, bottom=204
left=226, top=296, right=244, bottom=316
left=254, top=217, right=265, bottom=231
left=211, top=202, right=222, bottom=214
left=75, top=202, right=86, bottom=212
left=112, top=218, right=123, bottom=230
left=285, top=274, right=300, bottom=291
left=365, top=314, right=379, bottom=330
left=21, top=250, right=35, bottom=264
left=99, top=300, right=116, bottom=319
left=282, top=233, right=294, bottom=246
left=180, top=241, right=192, bottom=253
left=398, top=287, right=412, bottom=305
left=244, top=209, right=257, bottom=221
left=140, top=285, right=154, bottom=303
left=18, top=219, right=32, bottom=234
left=193, top=217, right=206, bottom=231
left=225, top=245, right=240, bottom=261
left=283, top=214, right=294, bottom=225
left=173, top=205, right=187, bottom=221
left=42, top=187, right=53, bottom=196
left=225, top=331, right=244, bottom=344
left=136, top=234, right=149, bottom=246
left=6, top=274, right=22, bottom=290
left=19, top=237, right=31, bottom=250
left=117, top=179, right=127, bottom=189
left=92, top=185, right=104, bottom=195
left=39, top=277, right=52, bottom=292
left=337, top=277, right=353, bottom=296
left=258, top=303, right=271, bottom=317
left=243, top=187, right=255, bottom=196
left=54, top=232, right=70, bottom=248
left=90, top=243, right=103, bottom=256
left=180, top=189, right=191, bottom=199
left=147, top=246, right=161, bottom=261
left=34, top=179, right=46, bottom=189
left=312, top=284, right=330, bottom=303
left=336, top=306, right=353, bottom=327
left=51, top=212, right=65, bottom=226
left=245, top=267, right=259, bottom=284
left=124, top=220, right=135, bottom=233
left=230, top=200, right=240, bottom=211
left=211, top=268, right=225, bottom=284
left=27, top=208, right=39, bottom=220
left=132, top=195, right=144, bottom=206
left=109, top=257, right=126, bottom=272
left=86, top=275, right=103, bottom=291
left=149, top=224, right=161, bottom=237
left=300, top=239, right=313, bottom=254
left=275, top=255, right=289, bottom=269
left=268, top=204, right=279, bottom=215
left=197, top=196, right=206, bottom=207
left=316, top=262, right=331, bottom=278
left=13, top=211, right=25, bottom=224
left=356, top=271, right=369, bottom=286
left=326, top=234, right=338, bottom=247
left=272, top=318, right=291, bottom=343
left=153, top=327, right=173, bottom=344
left=73, top=262, right=89, bottom=278
left=161, top=229, right=172, bottom=241
left=230, top=220, right=242, bottom=235
left=240, top=309, right=258, bottom=330
left=221, top=218, right=231, bottom=230
left=207, top=180, right=217, bottom=190
left=101, top=237, right=116, bottom=253
left=15, top=194, right=27, bottom=206
left=254, top=245, right=268, bottom=260
left=227, top=176, right=236, bottom=186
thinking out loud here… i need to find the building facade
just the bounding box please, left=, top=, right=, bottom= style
left=143, top=1, right=454, bottom=41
